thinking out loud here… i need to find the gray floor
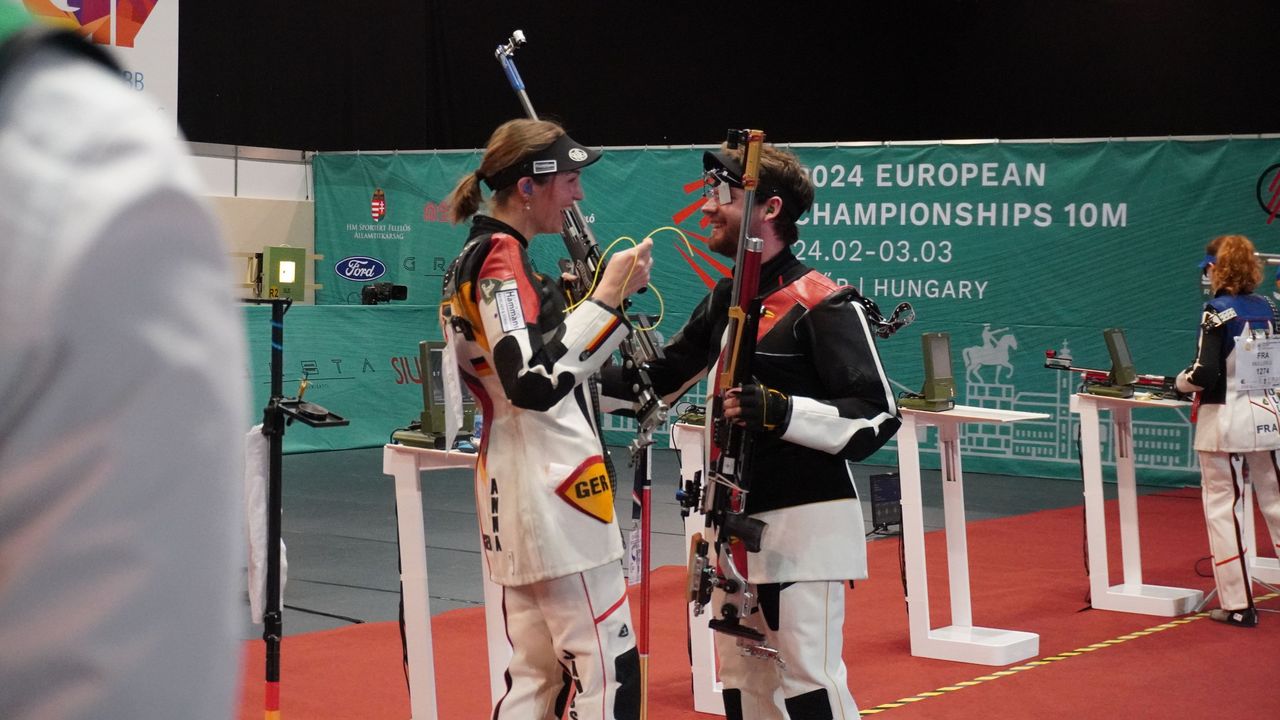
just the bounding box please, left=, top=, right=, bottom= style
left=240, top=445, right=1151, bottom=639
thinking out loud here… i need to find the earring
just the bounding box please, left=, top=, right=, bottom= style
left=523, top=201, right=530, bottom=211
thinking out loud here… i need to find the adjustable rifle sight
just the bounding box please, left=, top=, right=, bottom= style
left=496, top=29, right=526, bottom=59
left=725, top=129, right=750, bottom=148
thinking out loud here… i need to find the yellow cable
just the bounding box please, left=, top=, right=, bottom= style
left=559, top=224, right=703, bottom=334
left=606, top=234, right=670, bottom=334
left=563, top=235, right=636, bottom=312
left=646, top=225, right=698, bottom=258
left=635, top=283, right=664, bottom=332
left=608, top=236, right=642, bottom=309
left=636, top=224, right=712, bottom=333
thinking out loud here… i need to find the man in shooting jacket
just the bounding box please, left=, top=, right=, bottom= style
left=607, top=143, right=900, bottom=719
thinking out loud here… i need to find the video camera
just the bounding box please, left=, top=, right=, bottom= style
left=361, top=282, right=408, bottom=305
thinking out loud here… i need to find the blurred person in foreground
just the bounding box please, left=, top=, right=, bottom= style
left=0, top=4, right=248, bottom=718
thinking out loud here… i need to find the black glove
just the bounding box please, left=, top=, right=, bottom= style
left=735, top=383, right=791, bottom=434
left=599, top=359, right=644, bottom=404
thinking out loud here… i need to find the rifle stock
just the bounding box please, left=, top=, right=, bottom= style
left=684, top=130, right=777, bottom=653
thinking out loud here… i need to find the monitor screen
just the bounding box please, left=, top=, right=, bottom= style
left=427, top=346, right=447, bottom=406
left=920, top=331, right=956, bottom=405
left=420, top=341, right=474, bottom=434
left=924, top=332, right=953, bottom=380
left=422, top=341, right=474, bottom=405
left=1103, top=328, right=1138, bottom=386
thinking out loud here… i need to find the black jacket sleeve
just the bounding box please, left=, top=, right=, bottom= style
left=784, top=290, right=902, bottom=462
left=1181, top=308, right=1224, bottom=391
left=601, top=282, right=729, bottom=407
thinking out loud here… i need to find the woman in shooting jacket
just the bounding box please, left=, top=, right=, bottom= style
left=439, top=118, right=651, bottom=719
left=1177, top=233, right=1280, bottom=628
left=606, top=142, right=901, bottom=719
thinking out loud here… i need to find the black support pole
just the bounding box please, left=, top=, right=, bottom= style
left=245, top=297, right=292, bottom=719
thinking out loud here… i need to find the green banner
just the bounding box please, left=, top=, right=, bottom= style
left=243, top=305, right=437, bottom=453
left=313, top=140, right=1280, bottom=484
left=312, top=151, right=480, bottom=306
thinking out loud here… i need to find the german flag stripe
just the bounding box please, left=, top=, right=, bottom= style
left=265, top=680, right=281, bottom=718
left=586, top=316, right=622, bottom=354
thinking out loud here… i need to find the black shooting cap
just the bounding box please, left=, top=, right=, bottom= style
left=483, top=133, right=602, bottom=191
left=703, top=149, right=745, bottom=189
left=703, top=149, right=811, bottom=223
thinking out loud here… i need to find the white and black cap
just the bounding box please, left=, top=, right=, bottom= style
left=481, top=133, right=602, bottom=191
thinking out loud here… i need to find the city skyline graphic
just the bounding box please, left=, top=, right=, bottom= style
left=609, top=328, right=1199, bottom=481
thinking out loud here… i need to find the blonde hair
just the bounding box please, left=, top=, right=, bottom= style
left=445, top=119, right=565, bottom=224
left=1210, top=234, right=1261, bottom=295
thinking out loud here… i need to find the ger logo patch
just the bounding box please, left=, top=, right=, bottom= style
left=555, top=457, right=614, bottom=523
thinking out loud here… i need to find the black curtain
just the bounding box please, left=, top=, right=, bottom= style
left=179, top=0, right=1280, bottom=151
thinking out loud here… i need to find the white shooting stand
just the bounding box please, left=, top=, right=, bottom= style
left=898, top=405, right=1048, bottom=666
left=670, top=422, right=725, bottom=716
left=1071, top=393, right=1204, bottom=616
left=1244, top=471, right=1280, bottom=584
left=382, top=444, right=510, bottom=720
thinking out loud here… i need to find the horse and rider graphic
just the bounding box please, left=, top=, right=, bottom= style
left=963, top=323, right=1018, bottom=383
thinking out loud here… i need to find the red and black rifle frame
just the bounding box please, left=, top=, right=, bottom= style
left=680, top=129, right=783, bottom=665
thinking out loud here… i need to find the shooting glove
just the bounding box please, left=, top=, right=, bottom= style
left=736, top=383, right=791, bottom=434
left=599, top=360, right=644, bottom=405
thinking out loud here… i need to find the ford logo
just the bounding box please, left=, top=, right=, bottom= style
left=336, top=256, right=387, bottom=281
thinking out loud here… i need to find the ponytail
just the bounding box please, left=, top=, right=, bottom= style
left=446, top=118, right=565, bottom=227
left=445, top=171, right=483, bottom=224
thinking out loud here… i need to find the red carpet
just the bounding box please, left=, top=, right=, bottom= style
left=238, top=490, right=1280, bottom=718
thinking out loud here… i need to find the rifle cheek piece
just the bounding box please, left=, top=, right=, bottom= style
left=722, top=513, right=766, bottom=554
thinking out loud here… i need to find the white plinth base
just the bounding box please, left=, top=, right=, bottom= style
left=914, top=625, right=1039, bottom=666
left=1249, top=555, right=1280, bottom=584
left=1094, top=583, right=1204, bottom=616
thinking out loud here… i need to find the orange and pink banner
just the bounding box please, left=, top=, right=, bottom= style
left=23, top=1, right=178, bottom=125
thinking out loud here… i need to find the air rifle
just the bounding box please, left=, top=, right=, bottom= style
left=495, top=30, right=668, bottom=456
left=678, top=128, right=780, bottom=662
left=1043, top=349, right=1186, bottom=400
